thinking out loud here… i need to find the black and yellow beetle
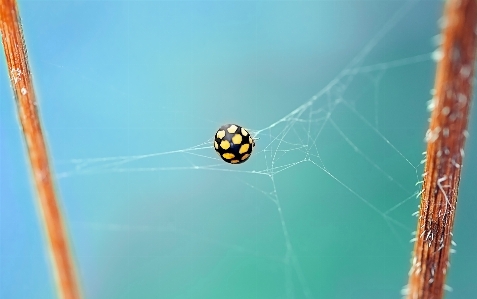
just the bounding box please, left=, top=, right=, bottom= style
left=214, top=124, right=255, bottom=164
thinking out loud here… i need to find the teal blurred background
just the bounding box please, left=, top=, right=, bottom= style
left=1, top=0, right=476, bottom=298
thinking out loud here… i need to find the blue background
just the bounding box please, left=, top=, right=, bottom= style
left=1, top=1, right=476, bottom=298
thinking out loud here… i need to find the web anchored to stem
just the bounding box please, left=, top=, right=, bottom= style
left=404, top=0, right=477, bottom=298
left=45, top=1, right=462, bottom=298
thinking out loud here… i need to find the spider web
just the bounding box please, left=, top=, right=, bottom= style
left=2, top=0, right=455, bottom=298
left=52, top=2, right=435, bottom=298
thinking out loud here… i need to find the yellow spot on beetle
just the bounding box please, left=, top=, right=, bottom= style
left=232, top=134, right=242, bottom=144
left=241, top=128, right=249, bottom=136
left=220, top=140, right=230, bottom=150
left=239, top=144, right=249, bottom=154
left=216, top=130, right=225, bottom=139
left=241, top=153, right=250, bottom=161
left=249, top=136, right=253, bottom=144
left=231, top=160, right=240, bottom=164
left=227, top=125, right=238, bottom=133
left=222, top=153, right=235, bottom=159
left=214, top=141, right=218, bottom=149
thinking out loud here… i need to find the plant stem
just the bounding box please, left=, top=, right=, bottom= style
left=0, top=0, right=82, bottom=298
left=406, top=0, right=477, bottom=298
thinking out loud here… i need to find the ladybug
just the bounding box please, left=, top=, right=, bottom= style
left=214, top=124, right=255, bottom=164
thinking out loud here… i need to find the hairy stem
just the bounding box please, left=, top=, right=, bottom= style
left=406, top=0, right=477, bottom=298
left=0, top=0, right=82, bottom=298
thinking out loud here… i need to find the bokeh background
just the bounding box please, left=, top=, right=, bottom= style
left=1, top=0, right=476, bottom=298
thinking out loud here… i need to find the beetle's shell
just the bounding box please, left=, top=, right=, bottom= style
left=214, top=124, right=254, bottom=164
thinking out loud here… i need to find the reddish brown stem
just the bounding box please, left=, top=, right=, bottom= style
left=0, top=0, right=82, bottom=298
left=406, top=0, right=477, bottom=298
